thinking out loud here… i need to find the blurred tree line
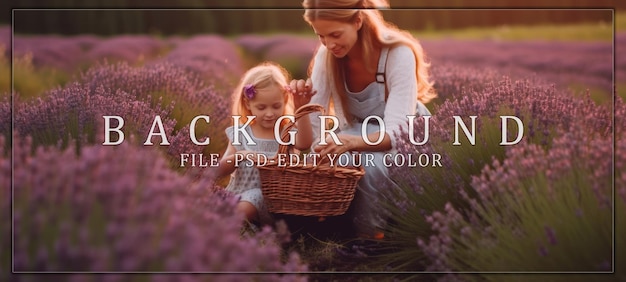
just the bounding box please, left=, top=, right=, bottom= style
left=6, top=0, right=622, bottom=36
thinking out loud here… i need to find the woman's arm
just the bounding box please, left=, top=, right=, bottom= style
left=382, top=44, right=419, bottom=150
left=314, top=45, right=418, bottom=156
left=294, top=115, right=314, bottom=151
left=306, top=46, right=332, bottom=146
left=313, top=132, right=392, bottom=157
left=288, top=81, right=316, bottom=151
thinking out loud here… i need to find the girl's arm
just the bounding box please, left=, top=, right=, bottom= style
left=216, top=143, right=238, bottom=177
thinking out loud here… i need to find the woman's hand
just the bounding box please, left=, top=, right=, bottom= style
left=314, top=131, right=393, bottom=162
left=287, top=78, right=317, bottom=109
left=313, top=134, right=360, bottom=162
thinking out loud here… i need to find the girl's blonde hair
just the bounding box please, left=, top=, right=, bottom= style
left=231, top=61, right=294, bottom=126
left=303, top=0, right=436, bottom=118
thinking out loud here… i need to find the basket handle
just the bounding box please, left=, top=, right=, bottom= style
left=277, top=104, right=325, bottom=155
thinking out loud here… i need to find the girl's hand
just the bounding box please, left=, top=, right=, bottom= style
left=287, top=78, right=317, bottom=109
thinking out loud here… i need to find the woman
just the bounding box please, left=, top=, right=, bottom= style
left=288, top=0, right=436, bottom=238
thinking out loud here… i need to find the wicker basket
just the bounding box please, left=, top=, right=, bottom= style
left=257, top=104, right=365, bottom=217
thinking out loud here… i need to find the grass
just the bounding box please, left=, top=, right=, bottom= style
left=12, top=52, right=71, bottom=101
left=413, top=10, right=626, bottom=42
left=618, top=83, right=626, bottom=101
left=0, top=46, right=8, bottom=96
left=416, top=20, right=614, bottom=42
left=618, top=11, right=626, bottom=31
left=568, top=83, right=614, bottom=105
left=8, top=15, right=620, bottom=99
left=283, top=234, right=393, bottom=281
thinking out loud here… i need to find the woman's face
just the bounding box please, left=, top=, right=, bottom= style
left=310, top=18, right=361, bottom=58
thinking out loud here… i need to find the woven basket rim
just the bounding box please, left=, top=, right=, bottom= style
left=256, top=104, right=364, bottom=216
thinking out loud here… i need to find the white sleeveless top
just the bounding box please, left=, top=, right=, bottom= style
left=223, top=125, right=279, bottom=194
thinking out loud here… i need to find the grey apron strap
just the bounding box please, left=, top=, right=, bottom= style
left=376, top=46, right=431, bottom=116
left=376, top=47, right=389, bottom=101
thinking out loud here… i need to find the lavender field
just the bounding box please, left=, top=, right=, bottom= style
left=2, top=23, right=624, bottom=281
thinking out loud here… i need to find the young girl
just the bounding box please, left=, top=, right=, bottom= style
left=217, top=62, right=314, bottom=226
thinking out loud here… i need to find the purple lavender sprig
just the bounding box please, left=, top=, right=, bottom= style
left=381, top=64, right=615, bottom=279
left=5, top=133, right=308, bottom=277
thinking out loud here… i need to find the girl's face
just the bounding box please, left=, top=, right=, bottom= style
left=245, top=83, right=286, bottom=130
left=310, top=18, right=361, bottom=58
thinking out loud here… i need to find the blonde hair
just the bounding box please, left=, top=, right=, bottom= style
left=231, top=61, right=294, bottom=127
left=303, top=0, right=436, bottom=117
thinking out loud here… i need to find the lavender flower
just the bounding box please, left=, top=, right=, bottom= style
left=13, top=82, right=177, bottom=152
left=4, top=133, right=308, bottom=278
left=13, top=35, right=86, bottom=72
left=544, top=226, right=557, bottom=246
left=424, top=38, right=612, bottom=97
left=156, top=35, right=244, bottom=86
left=13, top=60, right=232, bottom=167
left=80, top=60, right=208, bottom=102
left=382, top=63, right=616, bottom=278
left=0, top=26, right=10, bottom=60
left=85, top=35, right=165, bottom=64
left=80, top=61, right=231, bottom=144
left=0, top=95, right=9, bottom=140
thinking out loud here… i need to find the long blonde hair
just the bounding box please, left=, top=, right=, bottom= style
left=231, top=61, right=294, bottom=127
left=303, top=0, right=436, bottom=117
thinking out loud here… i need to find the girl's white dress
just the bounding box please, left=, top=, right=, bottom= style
left=224, top=125, right=278, bottom=224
